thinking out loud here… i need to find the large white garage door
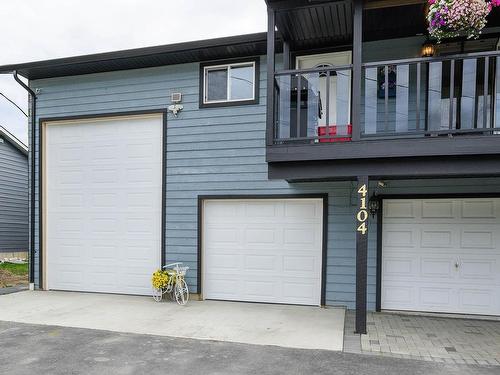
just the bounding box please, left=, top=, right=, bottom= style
left=45, top=115, right=162, bottom=295
left=382, top=198, right=500, bottom=316
left=203, top=199, right=323, bottom=305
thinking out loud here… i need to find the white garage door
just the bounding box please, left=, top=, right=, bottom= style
left=203, top=199, right=323, bottom=305
left=45, top=115, right=162, bottom=295
left=382, top=198, right=500, bottom=316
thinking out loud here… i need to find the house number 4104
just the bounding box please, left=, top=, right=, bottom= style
left=357, top=184, right=368, bottom=235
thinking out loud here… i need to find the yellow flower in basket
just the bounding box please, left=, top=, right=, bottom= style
left=152, top=269, right=169, bottom=289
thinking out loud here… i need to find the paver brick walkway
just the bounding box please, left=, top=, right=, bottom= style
left=344, top=311, right=500, bottom=366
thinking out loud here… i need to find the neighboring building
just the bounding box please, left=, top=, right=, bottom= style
left=2, top=0, right=500, bottom=333
left=0, top=126, right=28, bottom=253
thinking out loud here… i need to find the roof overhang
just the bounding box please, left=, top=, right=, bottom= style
left=0, top=32, right=274, bottom=80
left=0, top=126, right=28, bottom=155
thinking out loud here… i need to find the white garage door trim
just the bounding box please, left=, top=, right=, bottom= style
left=201, top=197, right=325, bottom=306
left=381, top=197, right=500, bottom=316
left=42, top=113, right=164, bottom=295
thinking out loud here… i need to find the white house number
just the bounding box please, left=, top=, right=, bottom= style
left=357, top=184, right=368, bottom=235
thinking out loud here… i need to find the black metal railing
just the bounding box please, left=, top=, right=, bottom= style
left=272, top=51, right=500, bottom=144
left=273, top=64, right=353, bottom=144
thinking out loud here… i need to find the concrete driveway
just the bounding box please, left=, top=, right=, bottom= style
left=0, top=290, right=344, bottom=351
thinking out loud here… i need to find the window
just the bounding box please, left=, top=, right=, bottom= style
left=201, top=59, right=259, bottom=107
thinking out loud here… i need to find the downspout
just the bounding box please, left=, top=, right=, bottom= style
left=12, top=71, right=36, bottom=290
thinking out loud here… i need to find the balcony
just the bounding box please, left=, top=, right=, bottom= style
left=270, top=51, right=500, bottom=162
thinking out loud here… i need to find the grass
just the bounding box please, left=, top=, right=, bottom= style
left=0, top=262, right=28, bottom=276
left=0, top=262, right=28, bottom=287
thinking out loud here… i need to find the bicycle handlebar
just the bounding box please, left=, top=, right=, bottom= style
left=163, top=262, right=183, bottom=269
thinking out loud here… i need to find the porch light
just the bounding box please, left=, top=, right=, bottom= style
left=368, top=195, right=380, bottom=217
left=422, top=42, right=435, bottom=57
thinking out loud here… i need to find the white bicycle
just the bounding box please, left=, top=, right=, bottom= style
left=152, top=262, right=189, bottom=305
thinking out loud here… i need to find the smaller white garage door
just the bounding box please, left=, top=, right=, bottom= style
left=382, top=198, right=500, bottom=316
left=45, top=115, right=163, bottom=295
left=203, top=199, right=323, bottom=306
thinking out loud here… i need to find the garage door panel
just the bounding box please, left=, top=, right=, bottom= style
left=203, top=199, right=323, bottom=306
left=284, top=201, right=320, bottom=218
left=419, top=287, right=453, bottom=307
left=244, top=202, right=279, bottom=217
left=282, top=279, right=319, bottom=303
left=384, top=200, right=415, bottom=218
left=244, top=254, right=276, bottom=271
left=459, top=289, right=495, bottom=312
left=383, top=227, right=415, bottom=248
left=283, top=255, right=317, bottom=273
left=383, top=257, right=414, bottom=276
left=245, top=227, right=277, bottom=244
left=90, top=244, right=117, bottom=262
left=382, top=198, right=500, bottom=316
left=382, top=285, right=413, bottom=307
left=461, top=199, right=497, bottom=218
left=459, top=259, right=497, bottom=280
left=460, top=229, right=496, bottom=249
left=420, top=258, right=454, bottom=278
left=283, top=226, right=318, bottom=246
left=205, top=226, right=240, bottom=245
left=420, top=229, right=455, bottom=248
left=46, top=115, right=162, bottom=295
left=421, top=200, right=455, bottom=218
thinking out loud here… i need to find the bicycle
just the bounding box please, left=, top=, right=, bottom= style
left=152, top=262, right=189, bottom=305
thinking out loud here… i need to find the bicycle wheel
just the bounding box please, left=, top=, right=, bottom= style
left=152, top=287, right=163, bottom=302
left=174, top=279, right=189, bottom=305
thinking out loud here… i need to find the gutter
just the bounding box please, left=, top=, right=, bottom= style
left=12, top=71, right=36, bottom=290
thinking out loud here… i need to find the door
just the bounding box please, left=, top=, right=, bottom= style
left=45, top=114, right=163, bottom=295
left=296, top=51, right=352, bottom=128
left=202, top=198, right=323, bottom=305
left=382, top=198, right=500, bottom=315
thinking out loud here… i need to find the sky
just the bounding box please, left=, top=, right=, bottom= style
left=0, top=0, right=267, bottom=145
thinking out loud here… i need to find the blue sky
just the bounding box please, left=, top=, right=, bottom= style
left=0, top=0, right=267, bottom=144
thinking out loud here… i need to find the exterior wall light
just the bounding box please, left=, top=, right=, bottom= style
left=368, top=194, right=380, bottom=217
left=168, top=92, right=184, bottom=117
left=422, top=42, right=435, bottom=57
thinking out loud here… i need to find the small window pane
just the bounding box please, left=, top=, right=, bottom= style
left=206, top=68, right=228, bottom=102
left=230, top=65, right=254, bottom=100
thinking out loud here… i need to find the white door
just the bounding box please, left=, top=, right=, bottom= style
left=296, top=51, right=352, bottom=127
left=45, top=115, right=163, bottom=295
left=382, top=198, right=500, bottom=316
left=203, top=199, right=323, bottom=305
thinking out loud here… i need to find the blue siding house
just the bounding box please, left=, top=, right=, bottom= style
left=2, top=0, right=500, bottom=333
left=0, top=126, right=28, bottom=254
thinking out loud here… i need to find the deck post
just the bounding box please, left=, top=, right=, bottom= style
left=355, top=175, right=369, bottom=334
left=266, top=6, right=276, bottom=147
left=351, top=0, right=363, bottom=141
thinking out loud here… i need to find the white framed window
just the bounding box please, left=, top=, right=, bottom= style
left=201, top=59, right=258, bottom=107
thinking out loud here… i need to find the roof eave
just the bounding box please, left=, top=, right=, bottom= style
left=0, top=32, right=269, bottom=80
left=0, top=126, right=28, bottom=155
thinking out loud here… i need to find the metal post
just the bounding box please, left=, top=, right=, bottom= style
left=283, top=40, right=290, bottom=70
left=266, top=7, right=276, bottom=146
left=351, top=0, right=363, bottom=141
left=355, top=175, right=369, bottom=335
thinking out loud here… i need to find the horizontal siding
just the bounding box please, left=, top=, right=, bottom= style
left=0, top=138, right=28, bottom=252
left=31, top=53, right=500, bottom=311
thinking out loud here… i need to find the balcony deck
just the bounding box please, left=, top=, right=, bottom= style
left=268, top=51, right=500, bottom=165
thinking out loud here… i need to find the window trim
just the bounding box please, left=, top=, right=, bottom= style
left=199, top=57, right=260, bottom=108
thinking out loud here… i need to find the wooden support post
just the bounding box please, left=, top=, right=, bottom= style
left=355, top=175, right=369, bottom=334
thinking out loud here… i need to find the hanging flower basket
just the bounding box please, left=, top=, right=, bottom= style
left=427, top=0, right=500, bottom=42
